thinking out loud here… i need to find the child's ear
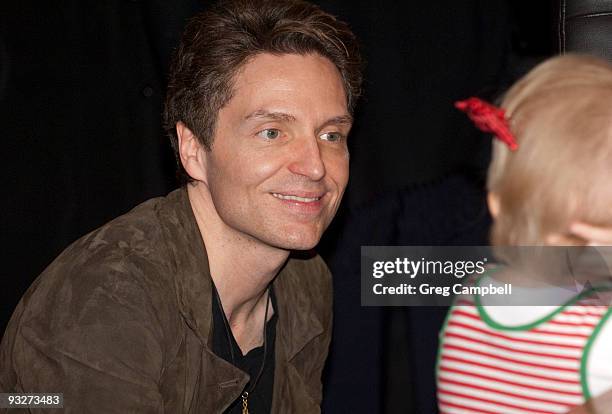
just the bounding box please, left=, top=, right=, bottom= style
left=487, top=192, right=500, bottom=218
left=545, top=232, right=586, bottom=246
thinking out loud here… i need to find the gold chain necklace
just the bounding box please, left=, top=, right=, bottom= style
left=213, top=284, right=271, bottom=414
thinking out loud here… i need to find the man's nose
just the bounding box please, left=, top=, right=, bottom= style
left=287, top=136, right=326, bottom=181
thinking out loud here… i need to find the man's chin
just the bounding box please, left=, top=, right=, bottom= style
left=272, top=239, right=319, bottom=252
left=265, top=231, right=322, bottom=252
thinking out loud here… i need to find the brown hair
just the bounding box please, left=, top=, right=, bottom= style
left=163, top=0, right=363, bottom=183
left=488, top=54, right=612, bottom=245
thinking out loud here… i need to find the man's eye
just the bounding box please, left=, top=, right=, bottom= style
left=320, top=132, right=343, bottom=142
left=257, top=129, right=281, bottom=140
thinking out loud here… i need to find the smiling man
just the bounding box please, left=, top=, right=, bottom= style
left=0, top=1, right=362, bottom=412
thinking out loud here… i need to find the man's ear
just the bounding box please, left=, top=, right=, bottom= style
left=487, top=192, right=500, bottom=219
left=176, top=122, right=207, bottom=182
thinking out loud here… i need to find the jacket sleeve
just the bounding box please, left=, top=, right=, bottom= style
left=6, top=261, right=166, bottom=414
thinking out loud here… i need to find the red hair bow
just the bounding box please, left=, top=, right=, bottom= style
left=455, top=97, right=518, bottom=151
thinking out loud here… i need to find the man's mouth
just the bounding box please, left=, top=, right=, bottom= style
left=271, top=193, right=322, bottom=202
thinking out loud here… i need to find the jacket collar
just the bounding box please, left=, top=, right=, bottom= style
left=157, top=187, right=214, bottom=345
left=273, top=257, right=325, bottom=360
left=159, top=187, right=324, bottom=360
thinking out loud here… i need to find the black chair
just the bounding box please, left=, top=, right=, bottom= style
left=559, top=0, right=612, bottom=61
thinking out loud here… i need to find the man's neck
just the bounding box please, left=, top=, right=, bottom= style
left=187, top=183, right=288, bottom=351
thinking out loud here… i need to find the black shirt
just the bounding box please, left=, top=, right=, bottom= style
left=212, top=285, right=277, bottom=414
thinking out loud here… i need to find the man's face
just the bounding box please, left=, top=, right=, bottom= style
left=202, top=52, right=351, bottom=250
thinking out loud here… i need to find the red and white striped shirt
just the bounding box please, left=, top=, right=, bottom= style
left=437, top=296, right=610, bottom=413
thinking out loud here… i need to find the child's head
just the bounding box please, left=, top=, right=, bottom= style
left=488, top=54, right=612, bottom=246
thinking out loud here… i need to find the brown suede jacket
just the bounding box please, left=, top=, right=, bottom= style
left=0, top=188, right=332, bottom=413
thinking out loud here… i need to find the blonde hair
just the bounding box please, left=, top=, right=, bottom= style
left=488, top=54, right=612, bottom=245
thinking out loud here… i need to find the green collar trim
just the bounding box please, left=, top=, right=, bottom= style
left=580, top=307, right=612, bottom=400
left=474, top=268, right=608, bottom=331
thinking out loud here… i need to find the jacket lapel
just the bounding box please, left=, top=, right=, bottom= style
left=194, top=347, right=249, bottom=412
left=160, top=189, right=249, bottom=411
left=271, top=257, right=325, bottom=413
left=158, top=188, right=213, bottom=345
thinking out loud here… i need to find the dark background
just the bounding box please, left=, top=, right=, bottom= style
left=1, top=1, right=558, bottom=412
